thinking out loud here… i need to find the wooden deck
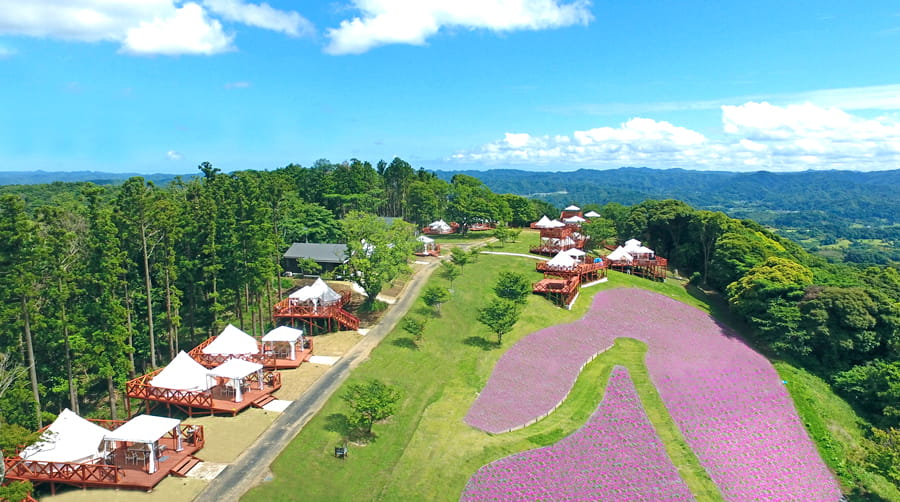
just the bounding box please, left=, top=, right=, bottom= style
left=272, top=292, right=361, bottom=332
left=607, top=256, right=669, bottom=281
left=3, top=422, right=204, bottom=493
left=536, top=260, right=608, bottom=283
left=126, top=369, right=282, bottom=417
left=414, top=244, right=441, bottom=257
left=188, top=336, right=314, bottom=370
left=533, top=275, right=581, bottom=308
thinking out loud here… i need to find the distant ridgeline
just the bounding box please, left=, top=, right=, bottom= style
left=0, top=171, right=181, bottom=186
left=438, top=167, right=900, bottom=264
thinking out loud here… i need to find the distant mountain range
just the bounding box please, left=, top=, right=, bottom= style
left=0, top=171, right=183, bottom=186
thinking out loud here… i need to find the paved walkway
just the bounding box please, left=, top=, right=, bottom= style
left=194, top=260, right=441, bottom=502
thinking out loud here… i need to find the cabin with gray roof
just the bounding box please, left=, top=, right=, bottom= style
left=282, top=243, right=348, bottom=274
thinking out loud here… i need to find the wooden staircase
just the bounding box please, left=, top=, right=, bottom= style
left=252, top=394, right=277, bottom=408
left=170, top=456, right=202, bottom=477
left=334, top=308, right=360, bottom=331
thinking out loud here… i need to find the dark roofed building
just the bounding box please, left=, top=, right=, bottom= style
left=283, top=243, right=348, bottom=274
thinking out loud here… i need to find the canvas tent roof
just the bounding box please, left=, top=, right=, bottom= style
left=416, top=235, right=435, bottom=243
left=607, top=247, right=634, bottom=262
left=564, top=205, right=581, bottom=211
left=262, top=325, right=304, bottom=343
left=207, top=358, right=263, bottom=380
left=546, top=219, right=566, bottom=228
left=564, top=215, right=586, bottom=223
left=546, top=251, right=577, bottom=268
left=584, top=210, right=601, bottom=218
left=565, top=248, right=586, bottom=257
left=636, top=245, right=655, bottom=255
left=534, top=215, right=553, bottom=228
left=150, top=351, right=215, bottom=391
left=625, top=238, right=642, bottom=247
left=428, top=219, right=452, bottom=231
left=103, top=415, right=181, bottom=444
left=289, top=278, right=343, bottom=304
left=201, top=324, right=259, bottom=355
left=20, top=409, right=107, bottom=463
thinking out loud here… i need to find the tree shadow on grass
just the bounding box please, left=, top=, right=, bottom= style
left=324, top=413, right=378, bottom=445
left=391, top=337, right=419, bottom=350
left=463, top=336, right=497, bottom=351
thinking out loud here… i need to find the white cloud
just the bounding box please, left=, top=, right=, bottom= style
left=452, top=102, right=900, bottom=171
left=167, top=150, right=183, bottom=160
left=325, top=0, right=592, bottom=55
left=203, top=0, right=314, bottom=37
left=0, top=0, right=309, bottom=55
left=0, top=46, right=15, bottom=58
left=122, top=3, right=232, bottom=55
left=224, top=81, right=251, bottom=89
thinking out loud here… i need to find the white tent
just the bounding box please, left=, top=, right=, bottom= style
left=201, top=324, right=259, bottom=356
left=262, top=326, right=305, bottom=361
left=207, top=359, right=264, bottom=403
left=20, top=409, right=107, bottom=464
left=150, top=351, right=214, bottom=391
left=428, top=219, right=452, bottom=232
left=564, top=205, right=581, bottom=211
left=546, top=251, right=577, bottom=268
left=103, top=415, right=183, bottom=474
left=564, top=215, right=586, bottom=223
left=584, top=210, right=601, bottom=218
left=625, top=238, right=642, bottom=247
left=546, top=219, right=566, bottom=228
left=607, top=246, right=634, bottom=263
left=416, top=235, right=434, bottom=244
left=565, top=248, right=586, bottom=258
left=635, top=245, right=655, bottom=256
left=289, top=278, right=343, bottom=307
left=533, top=215, right=553, bottom=228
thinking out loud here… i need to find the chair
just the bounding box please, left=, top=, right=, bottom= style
left=334, top=445, right=348, bottom=459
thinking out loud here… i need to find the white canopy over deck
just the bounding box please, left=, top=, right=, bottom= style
left=289, top=278, right=342, bottom=307
left=103, top=415, right=183, bottom=474
left=262, top=325, right=305, bottom=361
left=546, top=251, right=577, bottom=268
left=607, top=246, right=634, bottom=262
left=207, top=359, right=264, bottom=403
left=201, top=324, right=259, bottom=356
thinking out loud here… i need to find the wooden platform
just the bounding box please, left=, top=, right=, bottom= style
left=608, top=256, right=668, bottom=281
left=188, top=336, right=314, bottom=370
left=3, top=423, right=204, bottom=493
left=536, top=260, right=607, bottom=283
left=273, top=291, right=360, bottom=332
left=126, top=370, right=282, bottom=417
left=533, top=275, right=581, bottom=308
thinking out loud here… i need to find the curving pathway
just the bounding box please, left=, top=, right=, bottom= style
left=465, top=288, right=841, bottom=501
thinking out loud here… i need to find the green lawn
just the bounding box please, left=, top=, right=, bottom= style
left=243, top=251, right=891, bottom=501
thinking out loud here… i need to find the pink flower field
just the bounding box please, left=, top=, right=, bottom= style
left=461, top=366, right=694, bottom=501
left=464, top=288, right=841, bottom=501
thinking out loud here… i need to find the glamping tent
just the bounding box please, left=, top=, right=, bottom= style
left=564, top=205, right=581, bottom=211
left=201, top=324, right=259, bottom=356
left=565, top=248, right=587, bottom=259
left=20, top=409, right=108, bottom=465
left=563, top=215, right=586, bottom=224
left=150, top=351, right=215, bottom=391
left=102, top=415, right=183, bottom=474
left=262, top=325, right=305, bottom=361
left=206, top=359, right=264, bottom=403
left=545, top=251, right=577, bottom=269
left=290, top=278, right=343, bottom=308
left=415, top=235, right=438, bottom=255
left=584, top=210, right=601, bottom=218
left=607, top=246, right=634, bottom=263
left=533, top=215, right=553, bottom=228
left=427, top=219, right=453, bottom=233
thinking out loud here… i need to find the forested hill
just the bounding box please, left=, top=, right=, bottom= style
left=439, top=167, right=900, bottom=263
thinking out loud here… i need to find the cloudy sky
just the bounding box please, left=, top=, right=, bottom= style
left=1, top=0, right=899, bottom=173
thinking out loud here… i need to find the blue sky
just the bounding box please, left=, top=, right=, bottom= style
left=1, top=0, right=900, bottom=174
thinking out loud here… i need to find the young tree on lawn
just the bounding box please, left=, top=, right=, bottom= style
left=401, top=316, right=428, bottom=345
left=422, top=285, right=451, bottom=315
left=450, top=246, right=470, bottom=269
left=477, top=298, right=521, bottom=345
left=341, top=211, right=415, bottom=308
left=441, top=261, right=461, bottom=289
left=341, top=379, right=401, bottom=435
left=494, top=271, right=531, bottom=304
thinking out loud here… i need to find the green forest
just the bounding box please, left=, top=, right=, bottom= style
left=2, top=160, right=900, bottom=499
